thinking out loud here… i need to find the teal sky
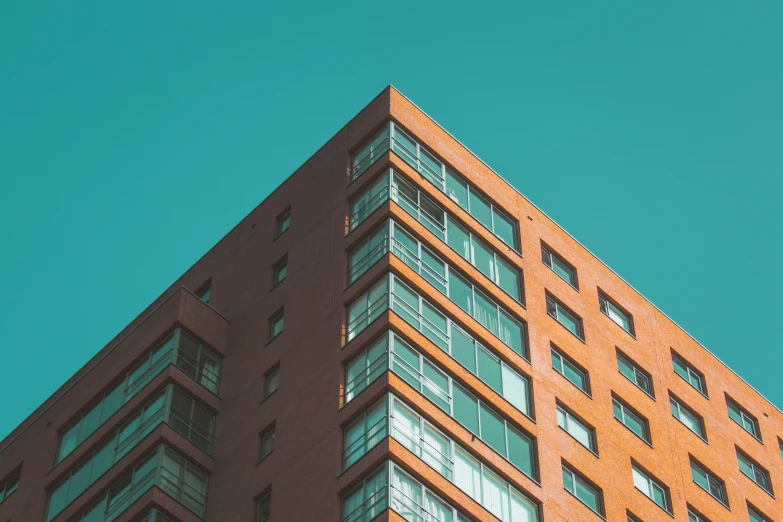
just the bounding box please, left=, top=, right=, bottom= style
left=1, top=2, right=781, bottom=440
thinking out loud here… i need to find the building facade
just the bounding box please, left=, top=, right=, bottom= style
left=1, top=86, right=781, bottom=522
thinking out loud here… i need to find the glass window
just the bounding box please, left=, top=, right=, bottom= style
left=265, top=367, right=279, bottom=398
left=617, top=352, right=653, bottom=397
left=557, top=405, right=595, bottom=452
left=195, top=280, right=211, bottom=304
left=451, top=327, right=476, bottom=373
left=476, top=347, right=502, bottom=394
left=269, top=309, right=284, bottom=340
left=749, top=505, right=771, bottom=522
left=260, top=425, right=276, bottom=459
left=599, top=293, right=634, bottom=335
left=276, top=209, right=291, bottom=236
left=551, top=347, right=589, bottom=394
left=672, top=352, right=707, bottom=395
left=445, top=170, right=468, bottom=210
left=727, top=398, right=761, bottom=440
left=562, top=464, right=602, bottom=515
left=351, top=124, right=390, bottom=179
left=492, top=209, right=516, bottom=249
left=501, top=364, right=531, bottom=416
left=256, top=492, right=271, bottom=522
left=737, top=451, right=772, bottom=494
left=350, top=170, right=389, bottom=230
left=670, top=396, right=705, bottom=439
left=273, top=258, right=287, bottom=285
left=687, top=505, right=709, bottom=522
left=479, top=404, right=507, bottom=456
left=546, top=295, right=583, bottom=339
left=613, top=397, right=650, bottom=443
left=495, top=257, right=521, bottom=301
left=541, top=246, right=577, bottom=287
left=632, top=465, right=669, bottom=512
left=690, top=459, right=727, bottom=505
left=446, top=219, right=471, bottom=261
left=471, top=236, right=495, bottom=280
left=448, top=272, right=473, bottom=316
left=453, top=384, right=479, bottom=436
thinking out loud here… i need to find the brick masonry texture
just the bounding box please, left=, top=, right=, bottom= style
left=0, top=86, right=781, bottom=522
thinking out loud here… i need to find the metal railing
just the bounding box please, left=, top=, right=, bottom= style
left=342, top=487, right=388, bottom=522
left=344, top=352, right=388, bottom=401
left=342, top=415, right=388, bottom=469
left=346, top=287, right=390, bottom=340
left=389, top=414, right=454, bottom=481
left=390, top=352, right=451, bottom=410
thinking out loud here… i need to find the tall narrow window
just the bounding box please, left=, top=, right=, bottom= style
left=269, top=309, right=284, bottom=341
left=670, top=395, right=706, bottom=440
left=551, top=347, right=590, bottom=394
left=737, top=449, right=772, bottom=495
left=276, top=208, right=291, bottom=236
left=273, top=257, right=287, bottom=286
left=541, top=245, right=577, bottom=288
left=612, top=396, right=650, bottom=444
left=672, top=351, right=707, bottom=395
left=546, top=294, right=584, bottom=340
left=690, top=458, right=727, bottom=506
left=256, top=491, right=271, bottom=522
left=616, top=350, right=653, bottom=397
left=726, top=397, right=761, bottom=441
left=632, top=463, right=670, bottom=512
left=557, top=404, right=596, bottom=453
left=264, top=366, right=280, bottom=398
left=598, top=292, right=634, bottom=335
left=0, top=467, right=21, bottom=504
left=195, top=279, right=211, bottom=304
left=562, top=463, right=603, bottom=516
left=260, top=424, right=276, bottom=460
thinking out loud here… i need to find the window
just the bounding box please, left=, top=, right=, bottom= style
left=346, top=275, right=389, bottom=341
left=343, top=398, right=388, bottom=469
left=273, top=257, right=287, bottom=285
left=690, top=458, right=727, bottom=506
left=737, top=449, right=772, bottom=494
left=344, top=335, right=388, bottom=403
left=562, top=463, right=603, bottom=516
left=256, top=492, right=271, bottom=522
left=546, top=294, right=584, bottom=340
left=269, top=309, right=284, bottom=340
left=726, top=397, right=761, bottom=440
left=136, top=509, right=176, bottom=522
left=632, top=463, right=670, bottom=512
left=0, top=467, right=20, bottom=504
left=557, top=404, right=596, bottom=453
left=276, top=208, right=291, bottom=236
left=672, top=351, right=707, bottom=395
left=612, top=396, right=650, bottom=443
left=260, top=424, right=276, bottom=460
left=598, top=292, right=634, bottom=335
left=748, top=503, right=772, bottom=522
left=626, top=512, right=642, bottom=522
left=670, top=395, right=706, bottom=439
left=551, top=347, right=590, bottom=394
left=265, top=366, right=279, bottom=398
left=687, top=505, right=710, bottom=522
left=195, top=279, right=211, bottom=304
left=542, top=245, right=577, bottom=288
left=617, top=350, right=653, bottom=397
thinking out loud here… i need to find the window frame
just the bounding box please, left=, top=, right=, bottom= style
left=195, top=279, right=212, bottom=304
left=562, top=462, right=605, bottom=517
left=268, top=308, right=284, bottom=341
left=541, top=243, right=578, bottom=289
left=736, top=448, right=773, bottom=496
left=259, top=424, right=276, bottom=461
left=669, top=393, right=707, bottom=441
left=671, top=350, right=708, bottom=397
left=275, top=207, right=291, bottom=237
left=616, top=349, right=654, bottom=398
left=256, top=490, right=271, bottom=522
left=264, top=365, right=280, bottom=399
left=726, top=396, right=761, bottom=442
left=689, top=457, right=728, bottom=508
left=686, top=503, right=710, bottom=522
left=272, top=256, right=288, bottom=287
left=598, top=291, right=635, bottom=337
left=748, top=502, right=772, bottom=522
left=0, top=466, right=21, bottom=504
left=612, top=396, right=651, bottom=445
left=551, top=346, right=591, bottom=396
left=631, top=462, right=671, bottom=513
left=556, top=403, right=597, bottom=455
left=545, top=293, right=584, bottom=341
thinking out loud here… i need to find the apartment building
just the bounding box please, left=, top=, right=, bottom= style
left=0, top=86, right=780, bottom=522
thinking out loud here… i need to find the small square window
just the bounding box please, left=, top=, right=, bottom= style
left=670, top=394, right=706, bottom=440
left=562, top=462, right=604, bottom=516
left=273, top=257, right=288, bottom=286
left=195, top=279, right=212, bottom=304
left=686, top=504, right=710, bottom=522
left=256, top=491, right=271, bottom=522
left=690, top=457, right=727, bottom=507
left=598, top=292, right=634, bottom=336
left=551, top=346, right=590, bottom=395
left=265, top=366, right=280, bottom=398
left=617, top=350, right=653, bottom=398
left=748, top=503, right=772, bottom=522
left=0, top=466, right=21, bottom=503
left=260, top=424, right=276, bottom=459
left=269, top=309, right=284, bottom=341
left=612, top=396, right=651, bottom=444
left=672, top=351, right=708, bottom=396
left=726, top=396, right=761, bottom=441
left=276, top=208, right=291, bottom=236
left=541, top=244, right=578, bottom=288
left=737, top=449, right=772, bottom=495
